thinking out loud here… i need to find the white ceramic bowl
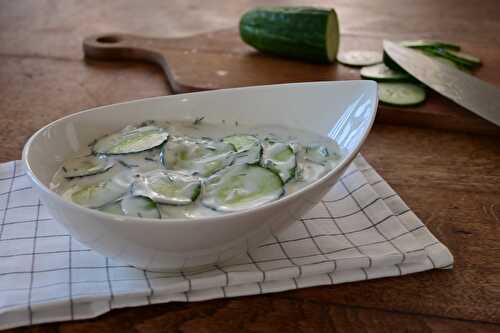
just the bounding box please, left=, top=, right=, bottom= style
left=22, top=81, right=378, bottom=271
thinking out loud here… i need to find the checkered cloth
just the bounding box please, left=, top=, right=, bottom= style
left=0, top=155, right=453, bottom=329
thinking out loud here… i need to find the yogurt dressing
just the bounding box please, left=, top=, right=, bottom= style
left=50, top=120, right=342, bottom=219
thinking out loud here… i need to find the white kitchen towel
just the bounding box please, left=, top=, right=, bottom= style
left=0, top=155, right=453, bottom=329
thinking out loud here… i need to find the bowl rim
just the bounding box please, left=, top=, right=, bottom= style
left=22, top=80, right=378, bottom=226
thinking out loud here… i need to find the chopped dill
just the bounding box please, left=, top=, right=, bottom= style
left=193, top=116, right=205, bottom=125
left=87, top=139, right=97, bottom=147
left=118, top=160, right=138, bottom=168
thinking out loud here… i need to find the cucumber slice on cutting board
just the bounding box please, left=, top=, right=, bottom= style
left=202, top=164, right=283, bottom=212
left=378, top=83, right=426, bottom=106
left=239, top=7, right=340, bottom=63
left=360, top=63, right=410, bottom=82
left=400, top=40, right=461, bottom=51
left=445, top=50, right=481, bottom=66
left=430, top=48, right=481, bottom=68
left=382, top=50, right=404, bottom=72
left=337, top=50, right=382, bottom=67
left=384, top=42, right=481, bottom=72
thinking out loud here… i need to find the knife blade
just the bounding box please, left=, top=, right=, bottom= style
left=383, top=40, right=500, bottom=127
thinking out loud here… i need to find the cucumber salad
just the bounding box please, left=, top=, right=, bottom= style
left=50, top=120, right=341, bottom=219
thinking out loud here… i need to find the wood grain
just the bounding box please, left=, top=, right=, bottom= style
left=82, top=30, right=500, bottom=135
left=2, top=0, right=500, bottom=331
left=5, top=297, right=500, bottom=333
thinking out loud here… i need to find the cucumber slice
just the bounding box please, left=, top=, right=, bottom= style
left=223, top=135, right=261, bottom=165
left=93, top=125, right=169, bottom=155
left=202, top=164, right=283, bottom=212
left=132, top=170, right=201, bottom=205
left=98, top=201, right=124, bottom=215
left=120, top=196, right=160, bottom=219
left=260, top=139, right=296, bottom=183
left=431, top=48, right=481, bottom=68
left=385, top=48, right=468, bottom=73
left=63, top=180, right=127, bottom=208
left=360, top=63, right=411, bottom=82
left=337, top=50, right=382, bottom=67
left=427, top=52, right=467, bottom=70
left=223, top=135, right=258, bottom=152
left=239, top=7, right=339, bottom=63
left=62, top=155, right=114, bottom=179
left=304, top=145, right=331, bottom=165
left=400, top=40, right=460, bottom=51
left=383, top=50, right=404, bottom=72
left=378, top=83, right=426, bottom=106
left=161, top=137, right=235, bottom=177
left=446, top=50, right=481, bottom=65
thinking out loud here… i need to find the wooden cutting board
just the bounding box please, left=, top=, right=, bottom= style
left=83, top=29, right=500, bottom=135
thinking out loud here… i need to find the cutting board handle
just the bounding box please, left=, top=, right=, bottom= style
left=83, top=33, right=199, bottom=93
left=83, top=33, right=163, bottom=62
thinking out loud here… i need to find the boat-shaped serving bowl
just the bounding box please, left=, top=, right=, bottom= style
left=22, top=81, right=378, bottom=271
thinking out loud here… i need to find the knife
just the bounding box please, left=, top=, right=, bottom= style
left=383, top=40, right=500, bottom=127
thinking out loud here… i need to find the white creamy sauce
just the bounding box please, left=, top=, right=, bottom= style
left=50, top=120, right=342, bottom=219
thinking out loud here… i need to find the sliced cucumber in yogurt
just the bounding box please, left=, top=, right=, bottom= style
left=161, top=137, right=235, bottom=177
left=120, top=196, right=160, bottom=219
left=304, top=144, right=331, bottom=165
left=62, top=155, right=114, bottom=179
left=92, top=125, right=169, bottom=155
left=132, top=170, right=201, bottom=205
left=63, top=179, right=127, bottom=208
left=202, top=164, right=283, bottom=212
left=260, top=139, right=296, bottom=183
left=223, top=134, right=262, bottom=165
left=98, top=201, right=124, bottom=215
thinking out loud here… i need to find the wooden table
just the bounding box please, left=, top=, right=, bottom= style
left=2, top=1, right=500, bottom=331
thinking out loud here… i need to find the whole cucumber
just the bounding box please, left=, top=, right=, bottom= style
left=239, top=7, right=340, bottom=63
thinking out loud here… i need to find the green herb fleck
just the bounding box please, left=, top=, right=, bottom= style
left=193, top=116, right=205, bottom=125
left=118, top=160, right=138, bottom=168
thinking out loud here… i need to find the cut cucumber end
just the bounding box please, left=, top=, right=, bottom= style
left=326, top=9, right=340, bottom=62
left=239, top=7, right=340, bottom=63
